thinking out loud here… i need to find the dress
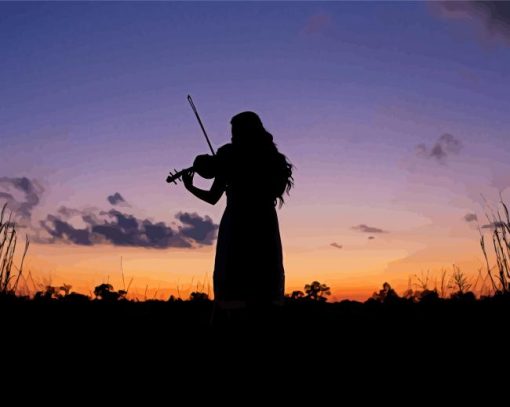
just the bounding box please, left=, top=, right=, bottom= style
left=213, top=143, right=285, bottom=303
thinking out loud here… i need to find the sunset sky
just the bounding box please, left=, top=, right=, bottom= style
left=1, top=1, right=510, bottom=300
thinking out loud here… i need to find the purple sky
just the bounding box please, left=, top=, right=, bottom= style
left=1, top=2, right=510, bottom=297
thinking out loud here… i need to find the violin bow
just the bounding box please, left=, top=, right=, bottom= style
left=187, top=94, right=216, bottom=156
left=166, top=95, right=216, bottom=183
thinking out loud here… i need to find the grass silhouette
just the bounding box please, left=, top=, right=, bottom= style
left=1, top=201, right=510, bottom=343
left=480, top=197, right=510, bottom=293
left=0, top=203, right=29, bottom=295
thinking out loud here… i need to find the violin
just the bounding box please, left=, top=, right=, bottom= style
left=166, top=95, right=217, bottom=185
left=166, top=154, right=216, bottom=184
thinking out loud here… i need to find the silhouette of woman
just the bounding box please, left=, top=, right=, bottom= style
left=182, top=112, right=293, bottom=306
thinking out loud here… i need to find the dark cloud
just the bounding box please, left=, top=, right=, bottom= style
left=352, top=224, right=388, bottom=234
left=330, top=242, right=343, bottom=250
left=368, top=236, right=375, bottom=240
left=40, top=208, right=218, bottom=249
left=436, top=1, right=510, bottom=40
left=464, top=213, right=478, bottom=223
left=0, top=179, right=217, bottom=248
left=0, top=176, right=44, bottom=223
left=41, top=215, right=92, bottom=245
left=177, top=212, right=218, bottom=245
left=303, top=13, right=332, bottom=35
left=107, top=192, right=127, bottom=206
left=142, top=220, right=189, bottom=248
left=416, top=134, right=462, bottom=163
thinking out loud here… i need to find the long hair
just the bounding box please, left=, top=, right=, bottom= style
left=231, top=112, right=294, bottom=207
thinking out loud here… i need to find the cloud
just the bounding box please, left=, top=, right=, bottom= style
left=57, top=206, right=83, bottom=218
left=435, top=1, right=510, bottom=41
left=368, top=236, right=375, bottom=240
left=0, top=192, right=14, bottom=200
left=177, top=212, right=217, bottom=245
left=41, top=215, right=92, bottom=245
left=0, top=176, right=44, bottom=224
left=416, top=133, right=462, bottom=163
left=464, top=213, right=478, bottom=223
left=107, top=192, right=127, bottom=206
left=0, top=179, right=218, bottom=249
left=303, top=13, right=332, bottom=35
left=40, top=208, right=218, bottom=249
left=330, top=242, right=343, bottom=250
left=352, top=224, right=388, bottom=234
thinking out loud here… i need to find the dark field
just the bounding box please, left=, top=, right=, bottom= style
left=3, top=295, right=509, bottom=343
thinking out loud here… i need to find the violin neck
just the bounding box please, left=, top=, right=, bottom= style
left=166, top=167, right=193, bottom=184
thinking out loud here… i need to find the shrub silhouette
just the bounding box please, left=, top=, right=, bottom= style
left=289, top=290, right=304, bottom=300
left=59, top=284, right=72, bottom=296
left=402, top=288, right=439, bottom=303
left=189, top=291, right=210, bottom=302
left=448, top=266, right=472, bottom=298
left=417, top=289, right=439, bottom=303
left=34, top=285, right=58, bottom=300
left=62, top=292, right=90, bottom=303
left=450, top=291, right=476, bottom=302
left=371, top=282, right=400, bottom=303
left=34, top=284, right=90, bottom=302
left=304, top=281, right=331, bottom=302
left=93, top=283, right=127, bottom=301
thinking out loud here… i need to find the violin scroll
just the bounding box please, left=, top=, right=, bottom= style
left=166, top=168, right=189, bottom=184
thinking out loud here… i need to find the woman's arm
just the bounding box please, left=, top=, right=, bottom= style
left=182, top=170, right=226, bottom=205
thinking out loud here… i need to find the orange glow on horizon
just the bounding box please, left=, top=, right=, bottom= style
left=18, top=239, right=487, bottom=302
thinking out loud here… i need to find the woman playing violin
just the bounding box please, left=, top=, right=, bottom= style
left=182, top=111, right=293, bottom=306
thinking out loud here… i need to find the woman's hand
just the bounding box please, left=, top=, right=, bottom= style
left=181, top=169, right=195, bottom=190
left=181, top=170, right=225, bottom=205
